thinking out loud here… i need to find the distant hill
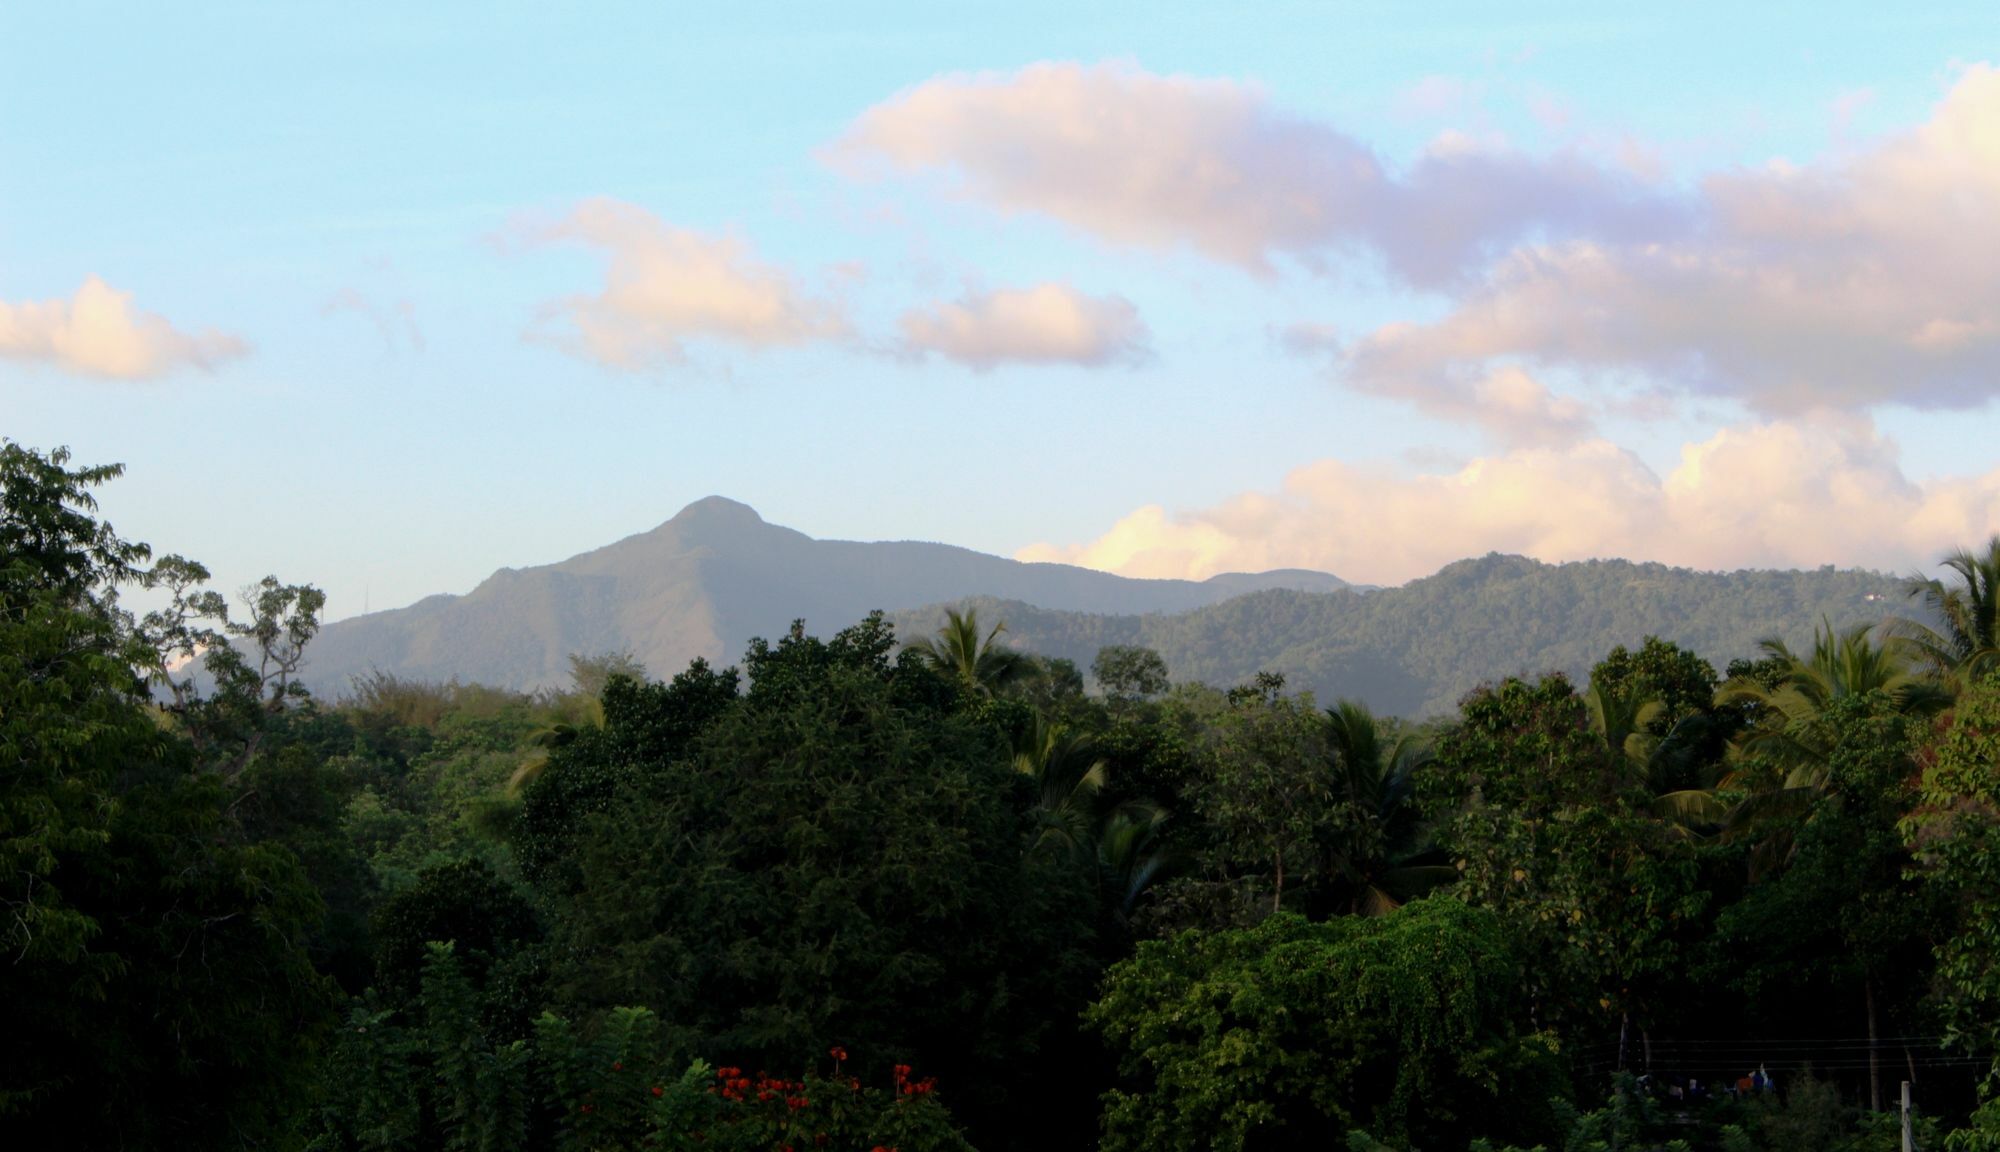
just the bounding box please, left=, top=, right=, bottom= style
left=298, top=497, right=1351, bottom=695
left=887, top=555, right=1910, bottom=717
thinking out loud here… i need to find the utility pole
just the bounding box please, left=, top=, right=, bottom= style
left=1902, top=1080, right=1915, bottom=1152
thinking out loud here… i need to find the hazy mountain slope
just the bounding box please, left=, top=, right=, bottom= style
left=299, top=496, right=1349, bottom=694
left=887, top=555, right=1910, bottom=716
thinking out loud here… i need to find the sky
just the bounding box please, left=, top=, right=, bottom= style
left=4, top=2, right=1999, bottom=622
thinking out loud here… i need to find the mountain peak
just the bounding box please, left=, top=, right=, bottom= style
left=667, top=496, right=766, bottom=529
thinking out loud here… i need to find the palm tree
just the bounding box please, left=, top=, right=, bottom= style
left=1318, top=699, right=1456, bottom=916
left=1721, top=619, right=1947, bottom=775
left=1714, top=619, right=1946, bottom=874
left=1009, top=713, right=1108, bottom=861
left=1097, top=803, right=1174, bottom=921
left=903, top=607, right=1036, bottom=699
left=1895, top=536, right=2000, bottom=688
left=1582, top=678, right=1728, bottom=834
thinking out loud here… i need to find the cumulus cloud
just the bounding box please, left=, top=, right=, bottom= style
left=1018, top=415, right=2000, bottom=586
left=829, top=61, right=1680, bottom=287
left=899, top=283, right=1149, bottom=369
left=0, top=277, right=248, bottom=379
left=840, top=60, right=2000, bottom=416
left=1282, top=318, right=1593, bottom=448
left=525, top=198, right=848, bottom=368
left=1340, top=64, right=2000, bottom=414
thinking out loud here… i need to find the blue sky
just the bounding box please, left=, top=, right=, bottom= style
left=4, top=2, right=1998, bottom=620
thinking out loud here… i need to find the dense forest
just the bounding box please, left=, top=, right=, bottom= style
left=888, top=558, right=1903, bottom=718
left=11, top=440, right=2000, bottom=1151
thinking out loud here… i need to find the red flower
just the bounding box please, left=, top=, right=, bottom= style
left=829, top=1045, right=848, bottom=1062
left=613, top=1061, right=623, bottom=1071
left=651, top=1085, right=664, bottom=1097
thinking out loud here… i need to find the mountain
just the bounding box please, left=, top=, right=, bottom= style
left=887, top=554, right=1909, bottom=716
left=298, top=497, right=1351, bottom=694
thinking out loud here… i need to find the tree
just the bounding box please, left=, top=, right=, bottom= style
left=1709, top=696, right=1941, bottom=1111
left=545, top=616, right=1100, bottom=1149
left=1193, top=680, right=1331, bottom=914
left=1093, top=645, right=1170, bottom=702
left=1008, top=712, right=1108, bottom=862
left=1718, top=620, right=1946, bottom=873
left=1897, top=537, right=2000, bottom=688
left=1316, top=699, right=1454, bottom=916
left=903, top=607, right=1035, bottom=699
left=1085, top=899, right=1560, bottom=1152
left=1423, top=675, right=1705, bottom=1044
left=0, top=443, right=335, bottom=1148
left=1907, top=674, right=2000, bottom=1093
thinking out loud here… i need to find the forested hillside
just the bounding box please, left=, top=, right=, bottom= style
left=299, top=496, right=1350, bottom=695
left=14, top=443, right=2000, bottom=1152
left=891, top=555, right=1905, bottom=716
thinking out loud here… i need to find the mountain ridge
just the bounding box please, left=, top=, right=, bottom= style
left=299, top=497, right=1352, bottom=695
left=300, top=498, right=1908, bottom=715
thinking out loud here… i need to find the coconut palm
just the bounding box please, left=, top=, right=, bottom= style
left=1097, top=803, right=1174, bottom=921
left=1720, top=619, right=1947, bottom=775
left=1009, top=713, right=1109, bottom=860
left=1895, top=536, right=2000, bottom=688
left=1318, top=699, right=1456, bottom=916
left=903, top=606, right=1036, bottom=699
left=1715, top=619, right=1946, bottom=875
left=1583, top=678, right=1729, bottom=834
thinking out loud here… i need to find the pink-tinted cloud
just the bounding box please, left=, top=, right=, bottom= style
left=899, top=283, right=1149, bottom=370
left=525, top=198, right=848, bottom=368
left=1340, top=65, right=2000, bottom=414
left=0, top=277, right=248, bottom=380
left=829, top=61, right=1681, bottom=288
left=1019, top=415, right=2000, bottom=586
left=1285, top=318, right=1593, bottom=448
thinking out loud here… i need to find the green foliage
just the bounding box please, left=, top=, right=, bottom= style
left=1094, top=644, right=1170, bottom=701
left=17, top=442, right=2000, bottom=1152
left=1424, top=675, right=1706, bottom=1031
left=1086, top=899, right=1561, bottom=1152
left=1910, top=674, right=2000, bottom=1081
left=1189, top=680, right=1331, bottom=913
left=0, top=444, right=337, bottom=1146
left=1896, top=537, right=2000, bottom=687
left=893, top=558, right=1905, bottom=718
left=370, top=858, right=542, bottom=1013
left=902, top=605, right=1037, bottom=699
left=546, top=615, right=1100, bottom=1147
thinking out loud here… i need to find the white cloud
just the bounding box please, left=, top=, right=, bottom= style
left=526, top=198, right=848, bottom=368
left=829, top=61, right=1679, bottom=288
left=1019, top=415, right=2000, bottom=586
left=899, top=283, right=1149, bottom=369
left=0, top=277, right=248, bottom=380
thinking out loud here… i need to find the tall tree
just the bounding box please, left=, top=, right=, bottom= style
left=903, top=606, right=1035, bottom=699
left=1897, top=536, right=2000, bottom=688
left=1717, top=620, right=1946, bottom=871
left=0, top=444, right=334, bottom=1148
left=1009, top=712, right=1109, bottom=862
left=1316, top=699, right=1453, bottom=916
